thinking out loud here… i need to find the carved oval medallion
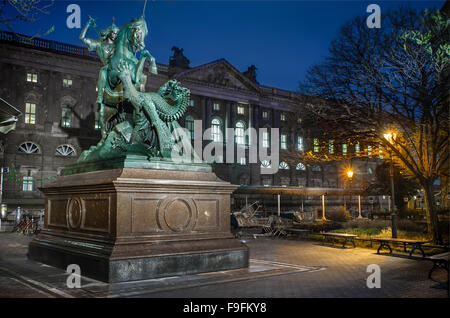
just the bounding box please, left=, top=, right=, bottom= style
left=67, top=197, right=83, bottom=229
left=157, top=198, right=197, bottom=233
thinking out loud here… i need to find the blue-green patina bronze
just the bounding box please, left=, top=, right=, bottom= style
left=70, top=14, right=200, bottom=173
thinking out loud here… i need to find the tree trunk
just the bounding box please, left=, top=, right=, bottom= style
left=422, top=179, right=441, bottom=244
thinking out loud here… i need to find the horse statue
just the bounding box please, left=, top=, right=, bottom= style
left=77, top=15, right=193, bottom=163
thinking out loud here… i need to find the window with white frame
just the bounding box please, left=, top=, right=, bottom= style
left=237, top=105, right=245, bottom=115
left=329, top=140, right=334, bottom=154
left=280, top=113, right=286, bottom=121
left=235, top=121, right=245, bottom=144
left=313, top=138, right=319, bottom=152
left=26, top=73, right=38, bottom=83
left=188, top=99, right=195, bottom=107
left=211, top=118, right=222, bottom=142
left=63, top=78, right=73, bottom=88
left=61, top=107, right=71, bottom=127
left=297, top=136, right=304, bottom=152
left=23, top=175, right=33, bottom=191
left=239, top=157, right=246, bottom=165
left=262, top=131, right=270, bottom=148
left=213, top=102, right=220, bottom=111
left=355, top=143, right=360, bottom=156
left=55, top=144, right=76, bottom=157
left=260, top=160, right=272, bottom=168
left=279, top=162, right=289, bottom=170
left=342, top=143, right=347, bottom=155
left=24, top=103, right=36, bottom=124
left=18, top=142, right=40, bottom=154
left=262, top=111, right=268, bottom=119
left=280, top=134, right=287, bottom=150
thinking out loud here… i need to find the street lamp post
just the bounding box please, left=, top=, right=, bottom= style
left=346, top=169, right=354, bottom=217
left=384, top=132, right=398, bottom=238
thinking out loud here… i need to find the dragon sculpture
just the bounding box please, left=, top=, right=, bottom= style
left=77, top=15, right=192, bottom=163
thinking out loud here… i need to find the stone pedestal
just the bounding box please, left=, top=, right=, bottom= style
left=28, top=166, right=248, bottom=283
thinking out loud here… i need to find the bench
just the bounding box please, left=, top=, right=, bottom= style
left=321, top=232, right=357, bottom=248
left=285, top=228, right=309, bottom=239
left=427, top=252, right=449, bottom=279
left=372, top=238, right=429, bottom=257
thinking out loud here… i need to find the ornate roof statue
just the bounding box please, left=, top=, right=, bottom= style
left=242, top=65, right=259, bottom=84
left=169, top=46, right=190, bottom=69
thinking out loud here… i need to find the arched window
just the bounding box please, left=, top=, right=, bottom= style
left=185, top=115, right=194, bottom=139
left=211, top=118, right=222, bottom=142
left=18, top=142, right=40, bottom=154
left=260, top=160, right=272, bottom=168
left=55, top=144, right=76, bottom=157
left=296, top=163, right=306, bottom=171
left=279, top=162, right=289, bottom=170
left=235, top=121, right=245, bottom=145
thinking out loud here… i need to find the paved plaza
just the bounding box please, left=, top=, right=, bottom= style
left=0, top=232, right=448, bottom=298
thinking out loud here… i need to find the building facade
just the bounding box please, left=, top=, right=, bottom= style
left=0, top=30, right=384, bottom=214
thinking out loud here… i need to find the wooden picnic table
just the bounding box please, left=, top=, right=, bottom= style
left=321, top=232, right=357, bottom=248
left=427, top=252, right=449, bottom=279
left=371, top=238, right=430, bottom=257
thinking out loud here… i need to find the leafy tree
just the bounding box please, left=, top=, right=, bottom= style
left=298, top=7, right=449, bottom=243
left=366, top=161, right=420, bottom=214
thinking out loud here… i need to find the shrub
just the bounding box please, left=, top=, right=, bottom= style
left=325, top=206, right=351, bottom=222
left=397, top=219, right=427, bottom=233
left=295, top=220, right=342, bottom=233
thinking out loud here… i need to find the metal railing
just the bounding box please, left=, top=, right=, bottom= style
left=0, top=30, right=99, bottom=60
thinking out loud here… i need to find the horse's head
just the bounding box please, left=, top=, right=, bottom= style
left=124, top=17, right=148, bottom=52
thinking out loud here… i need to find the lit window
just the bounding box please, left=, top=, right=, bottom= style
left=25, top=103, right=36, bottom=124
left=61, top=107, right=71, bottom=127
left=262, top=131, right=270, bottom=148
left=188, top=99, right=195, bottom=107
left=213, top=102, right=220, bottom=111
left=261, top=160, right=272, bottom=168
left=342, top=144, right=347, bottom=155
left=94, top=112, right=101, bottom=130
left=378, top=143, right=383, bottom=159
left=185, top=115, right=194, bottom=139
left=55, top=144, right=76, bottom=157
left=297, top=136, right=304, bottom=152
left=368, top=167, right=373, bottom=174
left=355, top=143, right=360, bottom=156
left=211, top=118, right=222, bottom=142
left=27, top=73, right=37, bottom=83
left=63, top=78, right=73, bottom=88
left=280, top=113, right=286, bottom=121
left=18, top=142, right=40, bottom=154
left=296, top=163, right=306, bottom=171
left=23, top=175, right=33, bottom=191
left=279, top=162, right=289, bottom=170
left=329, top=140, right=334, bottom=154
left=237, top=105, right=245, bottom=115
left=367, top=145, right=372, bottom=157
left=235, top=121, right=245, bottom=145
left=313, top=138, right=319, bottom=153
left=239, top=157, right=246, bottom=165
left=280, top=134, right=287, bottom=150
left=262, top=111, right=268, bottom=119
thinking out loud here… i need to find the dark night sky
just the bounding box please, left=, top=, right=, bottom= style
left=2, top=0, right=445, bottom=91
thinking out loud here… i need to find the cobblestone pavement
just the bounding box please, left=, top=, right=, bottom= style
left=0, top=233, right=448, bottom=298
